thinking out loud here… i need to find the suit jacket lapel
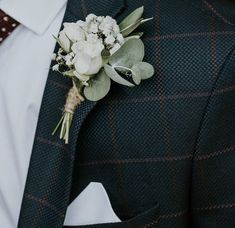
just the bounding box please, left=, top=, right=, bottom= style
left=18, top=0, right=125, bottom=227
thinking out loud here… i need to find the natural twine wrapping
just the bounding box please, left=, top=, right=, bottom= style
left=64, top=85, right=85, bottom=114
left=52, top=84, right=85, bottom=144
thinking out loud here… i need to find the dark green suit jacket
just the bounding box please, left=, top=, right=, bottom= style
left=18, top=0, right=235, bottom=227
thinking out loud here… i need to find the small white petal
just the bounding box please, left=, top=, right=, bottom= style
left=74, top=52, right=92, bottom=75
left=105, top=35, right=115, bottom=45
left=58, top=31, right=70, bottom=52
left=86, top=56, right=103, bottom=75
left=52, top=64, right=59, bottom=71
left=51, top=53, right=57, bottom=60
left=63, top=22, right=85, bottom=42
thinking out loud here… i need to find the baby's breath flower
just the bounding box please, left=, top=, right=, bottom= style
left=51, top=53, right=57, bottom=60
left=97, top=16, right=104, bottom=22
left=86, top=14, right=96, bottom=23
left=113, top=24, right=120, bottom=34
left=52, top=64, right=59, bottom=71
left=87, top=33, right=99, bottom=42
left=88, top=22, right=98, bottom=33
left=117, top=33, right=124, bottom=43
left=105, top=35, right=115, bottom=45
left=64, top=54, right=74, bottom=66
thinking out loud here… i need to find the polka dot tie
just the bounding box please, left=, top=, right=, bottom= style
left=0, top=10, right=19, bottom=44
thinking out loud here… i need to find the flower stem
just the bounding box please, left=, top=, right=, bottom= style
left=52, top=82, right=85, bottom=144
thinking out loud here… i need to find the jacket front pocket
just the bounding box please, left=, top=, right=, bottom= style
left=64, top=204, right=159, bottom=228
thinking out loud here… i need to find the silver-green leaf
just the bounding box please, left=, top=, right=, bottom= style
left=119, top=6, right=144, bottom=31
left=109, top=38, right=145, bottom=68
left=84, top=70, right=111, bottom=101
left=132, top=62, right=155, bottom=80
left=120, top=18, right=143, bottom=37
left=131, top=70, right=141, bottom=85
left=104, top=64, right=135, bottom=87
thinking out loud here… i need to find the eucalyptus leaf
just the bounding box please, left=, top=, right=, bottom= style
left=132, top=62, right=155, bottom=80
left=102, top=49, right=110, bottom=58
left=120, top=18, right=143, bottom=37
left=53, top=35, right=63, bottom=48
left=102, top=49, right=110, bottom=65
left=84, top=70, right=111, bottom=101
left=119, top=6, right=144, bottom=31
left=141, top=17, right=154, bottom=24
left=131, top=70, right=141, bottom=85
left=114, top=66, right=141, bottom=85
left=129, top=32, right=144, bottom=38
left=104, top=64, right=135, bottom=87
left=124, top=32, right=144, bottom=42
left=109, top=39, right=145, bottom=68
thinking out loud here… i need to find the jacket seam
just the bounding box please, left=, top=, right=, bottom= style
left=189, top=48, right=235, bottom=211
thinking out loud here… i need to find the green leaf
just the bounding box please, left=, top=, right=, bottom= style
left=124, top=32, right=144, bottom=42
left=53, top=35, right=63, bottom=47
left=104, top=64, right=135, bottom=87
left=141, top=17, right=154, bottom=24
left=84, top=70, right=111, bottom=101
left=120, top=18, right=143, bottom=37
left=109, top=38, right=145, bottom=68
left=119, top=6, right=144, bottom=31
left=114, top=66, right=141, bottom=85
left=129, top=68, right=141, bottom=85
left=132, top=62, right=155, bottom=80
left=102, top=49, right=110, bottom=58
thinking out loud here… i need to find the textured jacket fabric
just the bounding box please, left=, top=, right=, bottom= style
left=18, top=0, right=235, bottom=227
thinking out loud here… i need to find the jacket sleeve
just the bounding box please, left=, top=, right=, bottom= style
left=191, top=49, right=235, bottom=228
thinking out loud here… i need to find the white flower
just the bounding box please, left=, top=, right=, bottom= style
left=56, top=13, right=124, bottom=75
left=64, top=54, right=74, bottom=66
left=63, top=22, right=85, bottom=42
left=113, top=24, right=120, bottom=34
left=51, top=53, right=57, bottom=60
left=77, top=20, right=86, bottom=28
left=58, top=31, right=70, bottom=52
left=72, top=39, right=104, bottom=75
left=87, top=33, right=99, bottom=42
left=105, top=35, right=115, bottom=45
left=117, top=33, right=124, bottom=43
left=86, top=14, right=97, bottom=23
left=88, top=22, right=98, bottom=33
left=52, top=64, right=59, bottom=71
left=97, top=16, right=104, bottom=23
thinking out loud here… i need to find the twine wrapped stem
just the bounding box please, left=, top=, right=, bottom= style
left=52, top=81, right=84, bottom=144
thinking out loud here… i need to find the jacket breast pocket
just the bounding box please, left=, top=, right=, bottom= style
left=64, top=204, right=159, bottom=228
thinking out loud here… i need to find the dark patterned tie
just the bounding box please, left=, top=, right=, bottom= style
left=0, top=10, right=19, bottom=44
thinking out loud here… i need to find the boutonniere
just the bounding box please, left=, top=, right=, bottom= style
left=52, top=6, right=154, bottom=144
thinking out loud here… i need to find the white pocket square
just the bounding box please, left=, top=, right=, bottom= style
left=64, top=182, right=121, bottom=226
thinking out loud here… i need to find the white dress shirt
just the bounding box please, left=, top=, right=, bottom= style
left=0, top=0, right=67, bottom=227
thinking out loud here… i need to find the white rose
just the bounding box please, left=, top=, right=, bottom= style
left=63, top=22, right=85, bottom=42
left=58, top=31, right=70, bottom=53
left=87, top=22, right=98, bottom=33
left=72, top=40, right=104, bottom=75
left=86, top=14, right=97, bottom=23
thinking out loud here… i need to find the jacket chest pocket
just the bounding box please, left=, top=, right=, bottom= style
left=64, top=204, right=159, bottom=228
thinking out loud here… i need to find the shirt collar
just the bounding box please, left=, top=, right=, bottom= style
left=0, top=0, right=67, bottom=34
